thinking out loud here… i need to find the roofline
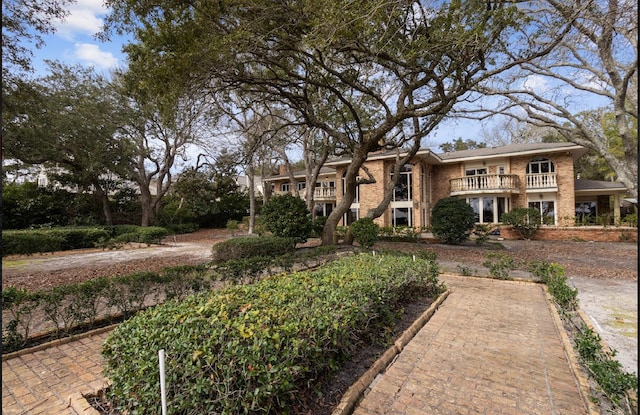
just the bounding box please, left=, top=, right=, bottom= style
left=325, top=148, right=441, bottom=167
left=437, top=144, right=588, bottom=163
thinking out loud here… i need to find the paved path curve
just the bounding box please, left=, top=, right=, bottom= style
left=2, top=275, right=594, bottom=415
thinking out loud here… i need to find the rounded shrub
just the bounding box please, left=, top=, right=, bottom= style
left=259, top=194, right=313, bottom=243
left=501, top=207, right=541, bottom=240
left=430, top=197, right=475, bottom=245
left=351, top=217, right=379, bottom=249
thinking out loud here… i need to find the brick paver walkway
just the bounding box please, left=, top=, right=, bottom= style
left=352, top=274, right=592, bottom=415
left=2, top=276, right=593, bottom=415
left=2, top=328, right=112, bottom=415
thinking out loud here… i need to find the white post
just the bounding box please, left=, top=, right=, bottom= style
left=159, top=349, right=167, bottom=415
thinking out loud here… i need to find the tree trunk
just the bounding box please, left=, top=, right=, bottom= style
left=93, top=184, right=113, bottom=225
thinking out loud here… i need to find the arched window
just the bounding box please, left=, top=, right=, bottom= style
left=526, top=157, right=555, bottom=174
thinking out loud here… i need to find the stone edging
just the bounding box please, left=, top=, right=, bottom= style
left=543, top=286, right=601, bottom=415
left=330, top=289, right=451, bottom=415
left=1, top=323, right=119, bottom=362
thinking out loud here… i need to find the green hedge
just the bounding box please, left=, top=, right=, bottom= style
left=2, top=226, right=170, bottom=255
left=2, top=227, right=110, bottom=255
left=2, top=265, right=211, bottom=353
left=211, top=236, right=297, bottom=264
left=102, top=254, right=443, bottom=414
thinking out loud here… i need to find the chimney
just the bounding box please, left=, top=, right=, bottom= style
left=279, top=164, right=287, bottom=175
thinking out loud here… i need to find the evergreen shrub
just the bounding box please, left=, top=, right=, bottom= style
left=102, top=254, right=443, bottom=415
left=351, top=217, right=379, bottom=249
left=430, top=197, right=475, bottom=244
left=211, top=236, right=297, bottom=264
left=259, top=194, right=313, bottom=243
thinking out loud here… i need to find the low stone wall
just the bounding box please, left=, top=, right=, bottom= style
left=498, top=226, right=638, bottom=242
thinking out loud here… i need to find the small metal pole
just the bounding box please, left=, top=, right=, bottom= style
left=159, top=349, right=167, bottom=415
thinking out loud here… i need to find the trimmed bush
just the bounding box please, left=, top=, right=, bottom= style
left=259, top=194, right=313, bottom=243
left=430, top=197, right=475, bottom=245
left=501, top=207, right=541, bottom=240
left=102, top=254, right=443, bottom=415
left=351, top=217, right=379, bottom=249
left=211, top=236, right=297, bottom=264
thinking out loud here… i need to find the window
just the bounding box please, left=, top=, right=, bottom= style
left=575, top=201, right=597, bottom=224
left=342, top=171, right=359, bottom=203
left=314, top=203, right=334, bottom=218
left=280, top=183, right=290, bottom=192
left=467, top=196, right=511, bottom=224
left=526, top=158, right=555, bottom=174
left=344, top=208, right=359, bottom=225
left=297, top=181, right=306, bottom=191
left=392, top=164, right=413, bottom=201
left=529, top=201, right=556, bottom=225
left=392, top=207, right=412, bottom=227
left=465, top=168, right=488, bottom=176
left=482, top=198, right=494, bottom=223
left=468, top=197, right=480, bottom=223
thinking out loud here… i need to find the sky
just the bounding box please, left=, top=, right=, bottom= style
left=31, top=0, right=126, bottom=76
left=27, top=0, right=492, bottom=155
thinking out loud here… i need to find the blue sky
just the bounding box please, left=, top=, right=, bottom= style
left=31, top=0, right=126, bottom=76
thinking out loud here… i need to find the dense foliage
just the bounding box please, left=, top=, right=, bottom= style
left=102, top=254, right=443, bottom=414
left=430, top=197, right=475, bottom=244
left=2, top=226, right=170, bottom=255
left=501, top=207, right=542, bottom=240
left=259, top=194, right=313, bottom=243
left=1, top=182, right=102, bottom=229
left=211, top=236, right=297, bottom=264
left=350, top=217, right=379, bottom=249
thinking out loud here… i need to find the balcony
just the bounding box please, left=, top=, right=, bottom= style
left=526, top=173, right=557, bottom=189
left=314, top=187, right=336, bottom=200
left=450, top=174, right=520, bottom=195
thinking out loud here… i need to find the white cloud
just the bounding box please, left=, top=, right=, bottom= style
left=74, top=43, right=119, bottom=69
left=522, top=75, right=549, bottom=92
left=53, top=0, right=108, bottom=39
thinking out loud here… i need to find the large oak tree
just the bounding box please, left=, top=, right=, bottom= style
left=102, top=0, right=565, bottom=244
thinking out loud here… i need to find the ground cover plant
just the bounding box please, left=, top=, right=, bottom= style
left=101, top=254, right=444, bottom=415
left=529, top=261, right=638, bottom=414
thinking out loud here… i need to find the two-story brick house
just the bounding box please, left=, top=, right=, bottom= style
left=265, top=142, right=630, bottom=230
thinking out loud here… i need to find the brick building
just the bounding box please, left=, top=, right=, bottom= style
left=265, top=142, right=631, bottom=229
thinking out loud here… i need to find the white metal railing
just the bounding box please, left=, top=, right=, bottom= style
left=526, top=173, right=557, bottom=189
left=450, top=174, right=519, bottom=193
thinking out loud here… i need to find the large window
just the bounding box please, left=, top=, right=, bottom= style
left=528, top=200, right=556, bottom=225
left=314, top=203, right=334, bottom=217
left=392, top=164, right=413, bottom=201
left=344, top=208, right=359, bottom=225
left=575, top=201, right=597, bottom=224
left=467, top=196, right=511, bottom=223
left=280, top=183, right=290, bottom=192
left=342, top=171, right=359, bottom=203
left=392, top=207, right=412, bottom=227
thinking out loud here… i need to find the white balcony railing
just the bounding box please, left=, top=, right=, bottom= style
left=450, top=174, right=519, bottom=194
left=526, top=173, right=557, bottom=189
left=314, top=187, right=336, bottom=200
